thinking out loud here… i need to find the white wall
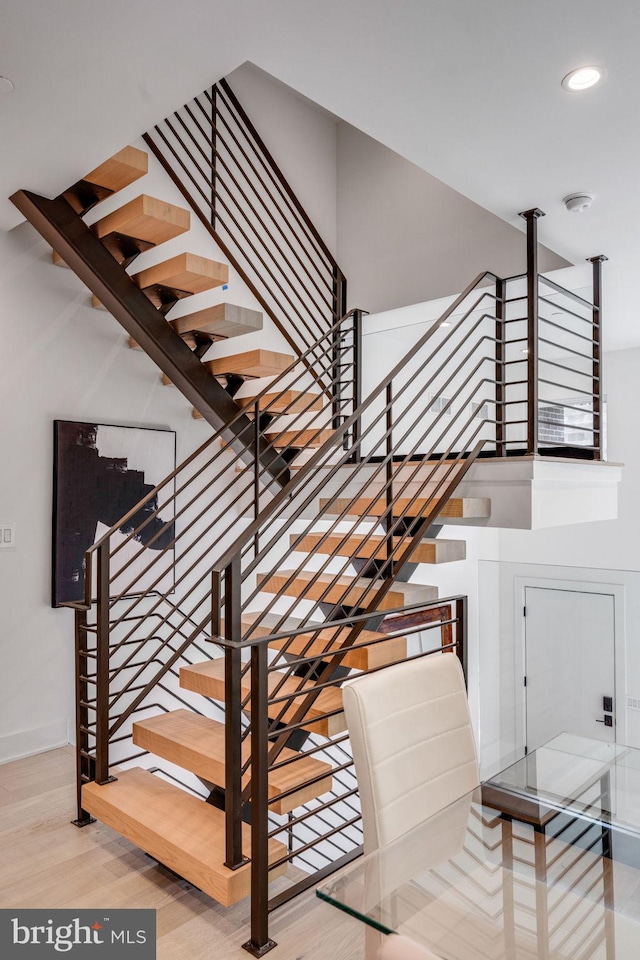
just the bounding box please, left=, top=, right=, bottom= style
left=336, top=122, right=570, bottom=315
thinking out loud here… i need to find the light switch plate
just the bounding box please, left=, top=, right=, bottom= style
left=0, top=523, right=15, bottom=548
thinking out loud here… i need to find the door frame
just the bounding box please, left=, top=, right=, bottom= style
left=513, top=575, right=627, bottom=752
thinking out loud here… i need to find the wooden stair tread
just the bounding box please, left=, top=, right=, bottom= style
left=240, top=611, right=406, bottom=670
left=83, top=146, right=148, bottom=193
left=237, top=391, right=323, bottom=415
left=92, top=194, right=190, bottom=246
left=292, top=532, right=466, bottom=564
left=132, top=710, right=332, bottom=815
left=171, top=303, right=263, bottom=339
left=320, top=495, right=491, bottom=520
left=257, top=570, right=438, bottom=610
left=265, top=428, right=333, bottom=449
left=132, top=253, right=228, bottom=295
left=180, top=658, right=346, bottom=738
left=205, top=349, right=294, bottom=379
left=81, top=767, right=286, bottom=906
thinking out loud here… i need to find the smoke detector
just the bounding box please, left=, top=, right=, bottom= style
left=563, top=193, right=594, bottom=214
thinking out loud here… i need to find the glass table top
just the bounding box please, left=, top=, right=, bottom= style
left=318, top=740, right=640, bottom=959
left=486, top=734, right=640, bottom=837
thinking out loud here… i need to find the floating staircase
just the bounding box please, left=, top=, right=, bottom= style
left=12, top=76, right=607, bottom=957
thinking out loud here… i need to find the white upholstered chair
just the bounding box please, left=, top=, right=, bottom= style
left=342, top=652, right=479, bottom=854
left=378, top=935, right=443, bottom=960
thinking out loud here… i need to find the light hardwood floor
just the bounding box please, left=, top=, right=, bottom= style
left=0, top=747, right=364, bottom=959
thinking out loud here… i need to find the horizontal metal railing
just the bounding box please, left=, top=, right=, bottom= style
left=144, top=77, right=347, bottom=387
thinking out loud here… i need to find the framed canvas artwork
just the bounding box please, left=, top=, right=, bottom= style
left=52, top=420, right=176, bottom=608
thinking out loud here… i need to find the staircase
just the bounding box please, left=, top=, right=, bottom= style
left=11, top=77, right=606, bottom=957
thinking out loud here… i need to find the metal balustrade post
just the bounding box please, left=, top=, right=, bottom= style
left=455, top=595, right=468, bottom=685
left=95, top=541, right=115, bottom=785
left=72, top=608, right=96, bottom=826
left=224, top=557, right=248, bottom=870
left=244, top=641, right=276, bottom=956
left=495, top=277, right=506, bottom=457
left=332, top=269, right=348, bottom=433
left=385, top=383, right=393, bottom=570
left=588, top=255, right=607, bottom=460
left=519, top=208, right=545, bottom=455
left=350, top=308, right=363, bottom=462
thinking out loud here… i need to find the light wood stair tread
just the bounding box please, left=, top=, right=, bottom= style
left=237, top=391, right=323, bottom=415
left=132, top=710, right=332, bottom=815
left=292, top=532, right=466, bottom=564
left=92, top=195, right=190, bottom=246
left=83, top=146, right=148, bottom=193
left=205, top=349, right=294, bottom=379
left=257, top=570, right=438, bottom=610
left=132, top=253, right=228, bottom=295
left=180, top=658, right=346, bottom=738
left=265, top=428, right=334, bottom=449
left=320, top=495, right=491, bottom=520
left=171, top=303, right=263, bottom=339
left=240, top=611, right=406, bottom=670
left=81, top=767, right=286, bottom=906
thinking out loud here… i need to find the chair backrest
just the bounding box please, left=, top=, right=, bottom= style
left=343, top=652, right=479, bottom=853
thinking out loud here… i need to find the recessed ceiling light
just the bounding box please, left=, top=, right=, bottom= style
left=561, top=65, right=606, bottom=92
left=521, top=348, right=529, bottom=355
left=0, top=76, right=15, bottom=94
left=440, top=320, right=451, bottom=328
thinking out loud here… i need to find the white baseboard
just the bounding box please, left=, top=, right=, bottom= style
left=0, top=719, right=70, bottom=765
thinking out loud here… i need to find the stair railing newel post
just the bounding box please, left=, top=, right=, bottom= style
left=589, top=255, right=608, bottom=460
left=245, top=640, right=276, bottom=956
left=224, top=556, right=247, bottom=870
left=495, top=276, right=506, bottom=457
left=455, top=596, right=468, bottom=686
left=95, top=540, right=115, bottom=785
left=211, top=85, right=217, bottom=231
left=72, top=607, right=96, bottom=826
left=331, top=269, right=348, bottom=435
left=385, top=382, right=394, bottom=570
left=519, top=207, right=545, bottom=455
left=350, top=307, right=363, bottom=462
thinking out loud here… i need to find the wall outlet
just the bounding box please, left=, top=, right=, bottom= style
left=0, top=523, right=15, bottom=549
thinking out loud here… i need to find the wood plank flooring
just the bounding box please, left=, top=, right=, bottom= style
left=0, top=747, right=363, bottom=959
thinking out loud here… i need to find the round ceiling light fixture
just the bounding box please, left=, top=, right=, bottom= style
left=563, top=192, right=594, bottom=213
left=561, top=65, right=606, bottom=91
left=0, top=76, right=15, bottom=94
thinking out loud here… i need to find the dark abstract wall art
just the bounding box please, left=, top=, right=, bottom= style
left=52, top=421, right=176, bottom=607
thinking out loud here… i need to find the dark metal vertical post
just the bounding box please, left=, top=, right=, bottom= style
left=224, top=558, right=247, bottom=870
left=332, top=269, right=348, bottom=433
left=495, top=277, right=506, bottom=457
left=455, top=595, right=468, bottom=685
left=385, top=383, right=393, bottom=571
left=95, top=541, right=114, bottom=785
left=72, top=609, right=96, bottom=826
left=244, top=641, right=276, bottom=956
left=519, top=208, right=545, bottom=455
left=254, top=400, right=261, bottom=555
left=589, top=255, right=607, bottom=460
left=350, top=308, right=363, bottom=462
left=211, top=85, right=217, bottom=230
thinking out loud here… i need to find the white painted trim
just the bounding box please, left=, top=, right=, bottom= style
left=0, top=719, right=70, bottom=765
left=513, top=575, right=626, bottom=753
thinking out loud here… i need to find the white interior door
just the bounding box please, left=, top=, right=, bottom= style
left=524, top=587, right=616, bottom=752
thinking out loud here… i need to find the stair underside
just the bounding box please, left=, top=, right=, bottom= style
left=171, top=302, right=263, bottom=339
left=132, top=710, right=333, bottom=815
left=292, top=532, right=466, bottom=564
left=81, top=767, right=287, bottom=906
left=180, top=659, right=346, bottom=738
left=257, top=570, right=438, bottom=610
left=320, top=495, right=491, bottom=520
left=240, top=611, right=406, bottom=670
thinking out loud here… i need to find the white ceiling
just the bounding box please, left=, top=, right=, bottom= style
left=2, top=0, right=638, bottom=349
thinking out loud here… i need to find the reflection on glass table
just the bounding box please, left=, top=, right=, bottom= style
left=317, top=784, right=640, bottom=960
left=485, top=733, right=640, bottom=839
